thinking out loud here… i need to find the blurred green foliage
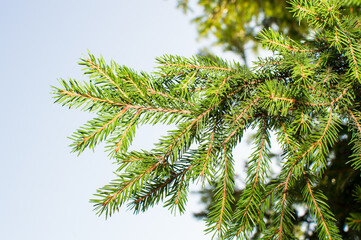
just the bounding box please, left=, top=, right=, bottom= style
left=178, top=0, right=361, bottom=65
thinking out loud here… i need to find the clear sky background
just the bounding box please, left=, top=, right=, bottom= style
left=0, top=1, right=263, bottom=239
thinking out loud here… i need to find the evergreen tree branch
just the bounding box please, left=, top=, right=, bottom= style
left=180, top=69, right=199, bottom=90
left=58, top=89, right=192, bottom=114
left=277, top=162, right=295, bottom=240
left=124, top=75, right=147, bottom=98
left=85, top=57, right=130, bottom=100
left=147, top=87, right=195, bottom=106
left=95, top=159, right=164, bottom=216
left=114, top=109, right=142, bottom=153
left=347, top=38, right=361, bottom=81
left=131, top=163, right=195, bottom=213
left=214, top=75, right=234, bottom=95
left=216, top=146, right=231, bottom=231
left=347, top=213, right=361, bottom=231
left=53, top=3, right=361, bottom=237
left=346, top=108, right=361, bottom=170
left=348, top=108, right=361, bottom=133
left=76, top=106, right=129, bottom=148
left=201, top=121, right=217, bottom=177
left=160, top=105, right=214, bottom=162
left=303, top=172, right=333, bottom=239
left=266, top=40, right=318, bottom=52
left=162, top=63, right=236, bottom=73
left=269, top=95, right=330, bottom=106
left=132, top=177, right=173, bottom=206
left=302, top=171, right=341, bottom=239
left=207, top=146, right=235, bottom=237
left=223, top=98, right=260, bottom=145
left=232, top=119, right=270, bottom=237
left=59, top=90, right=121, bottom=107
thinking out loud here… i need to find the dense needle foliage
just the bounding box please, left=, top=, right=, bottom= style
left=53, top=0, right=361, bottom=239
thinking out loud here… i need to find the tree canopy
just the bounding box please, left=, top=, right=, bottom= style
left=53, top=0, right=361, bottom=239
left=178, top=0, right=361, bottom=65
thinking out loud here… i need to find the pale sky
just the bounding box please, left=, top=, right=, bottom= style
left=0, top=1, right=265, bottom=239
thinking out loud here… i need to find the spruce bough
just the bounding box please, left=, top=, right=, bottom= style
left=53, top=1, right=361, bottom=239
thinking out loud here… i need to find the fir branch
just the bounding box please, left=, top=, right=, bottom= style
left=269, top=95, right=330, bottom=106
left=181, top=69, right=199, bottom=90
left=214, top=75, right=234, bottom=95
left=83, top=108, right=129, bottom=142
left=132, top=164, right=194, bottom=209
left=207, top=146, right=235, bottom=237
left=114, top=109, right=142, bottom=153
left=217, top=146, right=230, bottom=231
left=346, top=108, right=361, bottom=170
left=255, top=60, right=282, bottom=69
left=347, top=38, right=361, bottom=80
left=303, top=172, right=333, bottom=239
left=75, top=107, right=130, bottom=150
left=163, top=105, right=214, bottom=160
left=234, top=119, right=269, bottom=237
left=348, top=108, right=361, bottom=133
left=59, top=90, right=122, bottom=107
left=305, top=108, right=334, bottom=156
left=347, top=214, right=361, bottom=231
left=266, top=40, right=317, bottom=52
left=86, top=58, right=130, bottom=100
left=54, top=5, right=361, bottom=236
left=200, top=122, right=217, bottom=177
left=124, top=75, right=147, bottom=98
left=260, top=182, right=286, bottom=205
left=160, top=71, right=185, bottom=78
left=161, top=85, right=247, bottom=164
left=300, top=84, right=328, bottom=98
left=254, top=121, right=267, bottom=185
left=331, top=85, right=350, bottom=104
left=322, top=66, right=333, bottom=83
left=334, top=26, right=340, bottom=49
left=147, top=88, right=194, bottom=106
left=275, top=108, right=338, bottom=238
left=162, top=63, right=236, bottom=73
left=223, top=98, right=260, bottom=145
left=133, top=178, right=173, bottom=205
left=190, top=87, right=208, bottom=92
left=280, top=120, right=291, bottom=146
left=121, top=155, right=155, bottom=163
left=59, top=90, right=192, bottom=114
left=278, top=162, right=296, bottom=240
left=130, top=105, right=192, bottom=114
left=174, top=173, right=187, bottom=205
left=296, top=4, right=318, bottom=16
left=102, top=160, right=163, bottom=208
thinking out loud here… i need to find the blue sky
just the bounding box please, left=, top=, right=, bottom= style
left=0, top=1, right=220, bottom=239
